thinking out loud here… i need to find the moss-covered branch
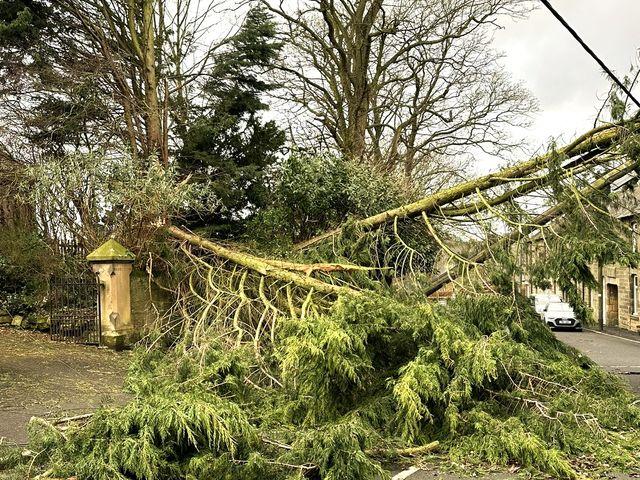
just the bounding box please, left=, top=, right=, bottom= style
left=296, top=122, right=636, bottom=250
left=167, top=226, right=362, bottom=297
left=437, top=154, right=617, bottom=218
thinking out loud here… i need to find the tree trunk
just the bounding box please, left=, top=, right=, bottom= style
left=424, top=156, right=640, bottom=295
left=295, top=122, right=636, bottom=250
left=141, top=0, right=164, bottom=163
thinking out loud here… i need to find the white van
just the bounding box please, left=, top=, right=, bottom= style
left=530, top=294, right=562, bottom=316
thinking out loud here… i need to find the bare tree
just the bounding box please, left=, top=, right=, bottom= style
left=0, top=0, right=239, bottom=164
left=264, top=0, right=536, bottom=183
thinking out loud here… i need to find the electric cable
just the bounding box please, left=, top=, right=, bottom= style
left=539, top=0, right=640, bottom=110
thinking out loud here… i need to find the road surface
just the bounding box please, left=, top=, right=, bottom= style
left=0, top=328, right=130, bottom=445
left=556, top=329, right=640, bottom=394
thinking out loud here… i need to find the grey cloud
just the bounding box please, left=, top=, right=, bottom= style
left=493, top=0, right=640, bottom=149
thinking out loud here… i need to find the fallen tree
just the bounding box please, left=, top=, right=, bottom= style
left=17, top=124, right=640, bottom=480
left=296, top=121, right=638, bottom=250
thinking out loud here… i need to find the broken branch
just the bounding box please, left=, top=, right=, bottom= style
left=167, top=226, right=363, bottom=297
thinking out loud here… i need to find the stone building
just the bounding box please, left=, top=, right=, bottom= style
left=521, top=179, right=640, bottom=334
left=587, top=192, right=639, bottom=333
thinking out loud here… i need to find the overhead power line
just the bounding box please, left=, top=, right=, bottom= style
left=539, top=0, right=640, bottom=110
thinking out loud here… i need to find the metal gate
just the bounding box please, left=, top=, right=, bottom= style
left=49, top=275, right=101, bottom=344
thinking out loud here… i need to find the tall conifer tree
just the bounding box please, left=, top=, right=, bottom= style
left=179, top=5, right=285, bottom=236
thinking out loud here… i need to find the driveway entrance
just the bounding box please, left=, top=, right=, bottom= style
left=0, top=327, right=129, bottom=444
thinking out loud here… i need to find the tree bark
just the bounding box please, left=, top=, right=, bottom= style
left=167, top=226, right=362, bottom=296
left=295, top=122, right=636, bottom=250
left=141, top=0, right=163, bottom=162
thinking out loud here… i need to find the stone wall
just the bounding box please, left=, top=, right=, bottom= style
left=130, top=271, right=173, bottom=334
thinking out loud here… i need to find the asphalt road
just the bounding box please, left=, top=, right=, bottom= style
left=556, top=329, right=640, bottom=394
left=390, top=329, right=640, bottom=480
left=0, top=328, right=129, bottom=445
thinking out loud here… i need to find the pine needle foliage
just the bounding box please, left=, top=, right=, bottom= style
left=31, top=288, right=640, bottom=479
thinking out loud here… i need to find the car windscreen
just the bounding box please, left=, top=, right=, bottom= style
left=546, top=304, right=573, bottom=313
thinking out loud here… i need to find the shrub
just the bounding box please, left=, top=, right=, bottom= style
left=249, top=153, right=415, bottom=245
left=0, top=227, right=57, bottom=316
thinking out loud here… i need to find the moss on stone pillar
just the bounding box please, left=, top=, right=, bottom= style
left=87, top=239, right=135, bottom=350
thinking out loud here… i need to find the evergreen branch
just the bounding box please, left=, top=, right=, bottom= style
left=295, top=122, right=638, bottom=250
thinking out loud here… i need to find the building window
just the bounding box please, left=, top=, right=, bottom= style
left=632, top=274, right=638, bottom=316
left=633, top=223, right=638, bottom=253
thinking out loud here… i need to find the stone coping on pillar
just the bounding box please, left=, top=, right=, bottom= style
left=87, top=239, right=135, bottom=263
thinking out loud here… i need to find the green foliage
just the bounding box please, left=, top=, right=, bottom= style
left=26, top=81, right=110, bottom=155
left=244, top=152, right=439, bottom=286
left=251, top=153, right=413, bottom=245
left=32, top=291, right=640, bottom=479
left=0, top=0, right=50, bottom=48
left=0, top=443, right=50, bottom=479
left=451, top=412, right=577, bottom=479
left=283, top=416, right=386, bottom=480
left=610, top=90, right=627, bottom=122
left=485, top=248, right=521, bottom=296
left=0, top=444, right=23, bottom=471
left=179, top=5, right=285, bottom=237
left=33, top=341, right=258, bottom=480
left=0, top=226, right=57, bottom=315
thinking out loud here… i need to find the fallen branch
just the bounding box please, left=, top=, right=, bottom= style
left=52, top=413, right=94, bottom=425
left=295, top=122, right=636, bottom=250
left=260, top=258, right=382, bottom=274
left=32, top=468, right=55, bottom=480
left=437, top=153, right=618, bottom=218
left=29, top=417, right=67, bottom=442
left=167, top=226, right=363, bottom=297
left=366, top=441, right=440, bottom=458
left=260, top=435, right=439, bottom=458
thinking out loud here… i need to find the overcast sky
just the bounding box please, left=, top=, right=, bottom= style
left=491, top=0, right=640, bottom=164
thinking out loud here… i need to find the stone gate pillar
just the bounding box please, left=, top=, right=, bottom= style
left=87, top=239, right=135, bottom=350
